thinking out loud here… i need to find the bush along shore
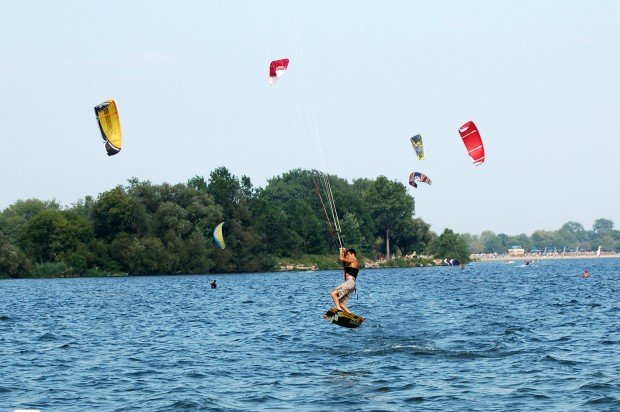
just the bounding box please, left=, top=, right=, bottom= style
left=278, top=253, right=442, bottom=272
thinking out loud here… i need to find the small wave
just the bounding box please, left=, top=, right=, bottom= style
left=333, top=369, right=372, bottom=378
left=362, top=343, right=437, bottom=356
left=584, top=396, right=619, bottom=406
left=514, top=387, right=551, bottom=399
left=552, top=299, right=580, bottom=307
left=162, top=399, right=201, bottom=410
left=59, top=343, right=71, bottom=349
left=579, top=382, right=615, bottom=391
left=185, top=372, right=206, bottom=378
left=404, top=396, right=425, bottom=403
left=600, top=340, right=618, bottom=345
left=541, top=354, right=580, bottom=366
left=447, top=351, right=487, bottom=360
left=37, top=332, right=56, bottom=341
left=125, top=369, right=161, bottom=378
left=0, top=314, right=10, bottom=321
left=361, top=341, right=523, bottom=360
left=241, top=394, right=284, bottom=404
left=503, top=326, right=531, bottom=335
left=532, top=393, right=551, bottom=400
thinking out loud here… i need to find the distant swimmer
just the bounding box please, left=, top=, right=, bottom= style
left=581, top=269, right=590, bottom=279
left=211, top=280, right=217, bottom=288
left=330, top=248, right=359, bottom=314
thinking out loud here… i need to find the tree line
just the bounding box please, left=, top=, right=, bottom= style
left=1, top=167, right=471, bottom=278
left=462, top=219, right=619, bottom=255
left=3, top=167, right=615, bottom=278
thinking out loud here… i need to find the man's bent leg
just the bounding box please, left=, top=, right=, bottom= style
left=330, top=290, right=343, bottom=311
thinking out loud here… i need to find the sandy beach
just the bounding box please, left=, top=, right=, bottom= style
left=475, top=252, right=620, bottom=262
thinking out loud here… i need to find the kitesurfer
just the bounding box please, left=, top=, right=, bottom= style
left=330, top=248, right=359, bottom=314
left=211, top=280, right=217, bottom=288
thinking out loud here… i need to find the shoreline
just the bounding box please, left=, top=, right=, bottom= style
left=4, top=253, right=617, bottom=280
left=475, top=253, right=620, bottom=262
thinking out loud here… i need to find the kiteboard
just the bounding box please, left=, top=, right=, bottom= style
left=324, top=308, right=365, bottom=328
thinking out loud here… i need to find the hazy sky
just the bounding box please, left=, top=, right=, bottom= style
left=1, top=1, right=618, bottom=235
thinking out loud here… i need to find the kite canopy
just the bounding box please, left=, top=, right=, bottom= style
left=269, top=58, right=289, bottom=85
left=409, top=172, right=432, bottom=188
left=458, top=121, right=485, bottom=165
left=213, top=222, right=226, bottom=249
left=94, top=99, right=123, bottom=156
left=410, top=134, right=425, bottom=160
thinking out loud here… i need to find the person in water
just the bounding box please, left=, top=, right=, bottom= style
left=581, top=269, right=590, bottom=279
left=330, top=247, right=359, bottom=314
left=211, top=280, right=217, bottom=288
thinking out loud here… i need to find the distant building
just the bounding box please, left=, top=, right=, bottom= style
left=507, top=246, right=525, bottom=257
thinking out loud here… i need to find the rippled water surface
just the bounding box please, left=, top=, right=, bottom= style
left=1, top=258, right=619, bottom=411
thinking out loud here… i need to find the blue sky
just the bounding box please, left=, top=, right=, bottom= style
left=1, top=1, right=618, bottom=235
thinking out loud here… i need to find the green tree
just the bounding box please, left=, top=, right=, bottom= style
left=598, top=235, right=617, bottom=252
left=462, top=233, right=484, bottom=254
left=0, top=232, right=31, bottom=278
left=392, top=217, right=433, bottom=256
left=187, top=175, right=208, bottom=192
left=530, top=230, right=558, bottom=251
left=207, top=167, right=241, bottom=213
left=340, top=212, right=366, bottom=253
left=91, top=186, right=147, bottom=239
left=363, top=176, right=414, bottom=259
left=480, top=230, right=503, bottom=253
left=593, top=218, right=614, bottom=234
left=240, top=175, right=255, bottom=201
left=497, top=233, right=510, bottom=250
left=255, top=169, right=328, bottom=256
left=557, top=221, right=587, bottom=249
left=71, top=196, right=95, bottom=218
left=251, top=192, right=303, bottom=256
left=110, top=235, right=170, bottom=275
left=155, top=201, right=192, bottom=239
left=0, top=199, right=60, bottom=241
left=429, top=228, right=470, bottom=263
left=179, top=231, right=209, bottom=274
left=18, top=209, right=94, bottom=265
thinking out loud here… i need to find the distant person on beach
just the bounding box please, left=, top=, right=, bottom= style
left=581, top=270, right=590, bottom=279
left=211, top=280, right=217, bottom=288
left=330, top=248, right=359, bottom=314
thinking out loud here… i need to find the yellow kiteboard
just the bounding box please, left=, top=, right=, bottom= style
left=324, top=307, right=365, bottom=328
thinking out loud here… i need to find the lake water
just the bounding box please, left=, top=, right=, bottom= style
left=1, top=258, right=619, bottom=411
